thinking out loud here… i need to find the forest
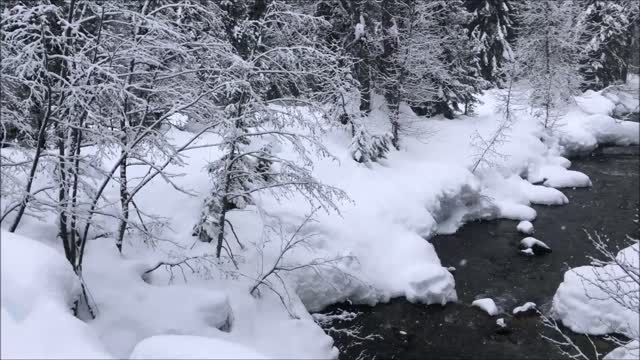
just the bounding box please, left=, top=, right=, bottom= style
left=1, top=1, right=639, bottom=359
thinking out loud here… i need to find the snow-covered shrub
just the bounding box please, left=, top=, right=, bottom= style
left=349, top=121, right=392, bottom=164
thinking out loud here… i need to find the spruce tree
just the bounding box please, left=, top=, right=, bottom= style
left=580, top=1, right=632, bottom=90
left=466, top=0, right=516, bottom=87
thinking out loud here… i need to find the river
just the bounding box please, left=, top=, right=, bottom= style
left=318, top=145, right=639, bottom=360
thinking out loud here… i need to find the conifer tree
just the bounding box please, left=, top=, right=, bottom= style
left=580, top=0, right=632, bottom=90
left=466, top=0, right=517, bottom=87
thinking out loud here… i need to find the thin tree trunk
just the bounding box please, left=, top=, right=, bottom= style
left=215, top=91, right=245, bottom=258
left=8, top=25, right=54, bottom=234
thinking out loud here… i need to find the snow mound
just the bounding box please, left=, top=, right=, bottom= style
left=536, top=165, right=592, bottom=188
left=130, top=335, right=269, bottom=359
left=471, top=298, right=499, bottom=316
left=512, top=302, right=537, bottom=315
left=559, top=113, right=639, bottom=154
left=84, top=240, right=233, bottom=358
left=517, top=221, right=534, bottom=234
left=520, top=237, right=551, bottom=253
left=520, top=248, right=534, bottom=256
left=604, top=340, right=639, bottom=360
left=405, top=264, right=457, bottom=305
left=552, top=243, right=639, bottom=337
left=1, top=230, right=111, bottom=359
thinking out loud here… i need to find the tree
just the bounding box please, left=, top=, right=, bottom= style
left=466, top=0, right=517, bottom=87
left=1, top=0, right=229, bottom=275
left=315, top=0, right=382, bottom=114
left=406, top=0, right=486, bottom=119
left=579, top=1, right=632, bottom=90
left=192, top=0, right=348, bottom=260
left=515, top=0, right=586, bottom=131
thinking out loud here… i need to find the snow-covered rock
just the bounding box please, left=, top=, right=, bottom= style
left=512, top=302, right=537, bottom=316
left=517, top=221, right=534, bottom=235
left=494, top=317, right=510, bottom=335
left=519, top=237, right=552, bottom=255
left=471, top=298, right=499, bottom=316
left=519, top=248, right=535, bottom=256
left=552, top=243, right=639, bottom=337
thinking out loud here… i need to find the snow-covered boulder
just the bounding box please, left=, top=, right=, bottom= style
left=495, top=317, right=510, bottom=335
left=551, top=244, right=639, bottom=337
left=517, top=221, right=534, bottom=235
left=471, top=298, right=499, bottom=316
left=519, top=237, right=552, bottom=255
left=512, top=302, right=538, bottom=317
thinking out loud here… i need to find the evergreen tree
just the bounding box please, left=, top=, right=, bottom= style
left=315, top=0, right=382, bottom=113
left=466, top=0, right=516, bottom=87
left=580, top=0, right=632, bottom=90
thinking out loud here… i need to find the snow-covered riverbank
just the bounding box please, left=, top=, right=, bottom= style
left=2, top=81, right=638, bottom=358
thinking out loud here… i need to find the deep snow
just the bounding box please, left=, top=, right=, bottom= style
left=1, top=78, right=638, bottom=358
left=552, top=243, right=639, bottom=358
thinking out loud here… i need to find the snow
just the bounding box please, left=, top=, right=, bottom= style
left=520, top=237, right=550, bottom=250
left=2, top=77, right=638, bottom=358
left=517, top=221, right=534, bottom=234
left=496, top=318, right=506, bottom=328
left=551, top=243, right=639, bottom=338
left=1, top=230, right=112, bottom=359
left=519, top=248, right=534, bottom=256
left=130, top=335, right=269, bottom=359
left=471, top=298, right=499, bottom=316
left=604, top=341, right=639, bottom=360
left=512, top=302, right=537, bottom=315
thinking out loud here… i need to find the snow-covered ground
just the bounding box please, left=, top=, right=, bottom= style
left=1, top=80, right=638, bottom=358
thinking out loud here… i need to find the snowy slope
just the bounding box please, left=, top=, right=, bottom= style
left=1, top=82, right=637, bottom=358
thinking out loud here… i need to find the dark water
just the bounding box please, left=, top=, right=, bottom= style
left=318, top=146, right=639, bottom=360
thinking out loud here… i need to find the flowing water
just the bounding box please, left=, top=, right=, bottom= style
left=318, top=145, right=639, bottom=360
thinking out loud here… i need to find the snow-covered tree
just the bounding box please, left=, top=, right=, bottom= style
left=377, top=0, right=484, bottom=149
left=466, top=0, right=516, bottom=87
left=406, top=0, right=485, bottom=119
left=515, top=0, right=586, bottom=130
left=1, top=1, right=106, bottom=272
left=579, top=1, right=632, bottom=90
left=192, top=0, right=348, bottom=259
left=315, top=0, right=382, bottom=114
left=1, top=0, right=230, bottom=276
left=85, top=1, right=229, bottom=253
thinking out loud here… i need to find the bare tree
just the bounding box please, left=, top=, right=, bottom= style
left=515, top=0, right=586, bottom=131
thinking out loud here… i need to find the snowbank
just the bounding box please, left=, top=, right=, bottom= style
left=130, top=335, right=269, bottom=359
left=1, top=230, right=111, bottom=359
left=604, top=340, right=639, bottom=360
left=552, top=243, right=639, bottom=338
left=1, top=79, right=638, bottom=359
